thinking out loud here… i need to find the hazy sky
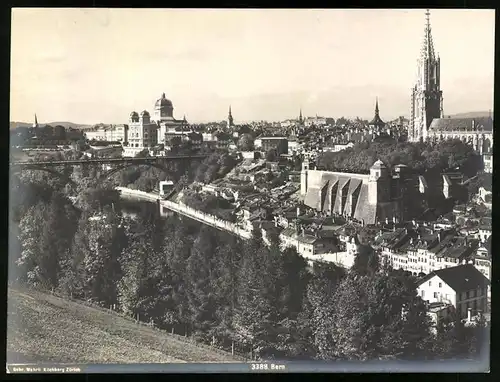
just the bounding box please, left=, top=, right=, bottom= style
left=10, top=8, right=495, bottom=124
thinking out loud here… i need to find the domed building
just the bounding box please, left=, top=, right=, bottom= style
left=153, top=93, right=189, bottom=146
left=154, top=93, right=174, bottom=120
left=123, top=93, right=190, bottom=156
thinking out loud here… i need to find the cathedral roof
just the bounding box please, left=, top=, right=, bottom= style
left=302, top=170, right=394, bottom=226
left=429, top=117, right=493, bottom=132
left=155, top=93, right=173, bottom=108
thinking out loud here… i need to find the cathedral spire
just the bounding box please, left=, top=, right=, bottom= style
left=420, top=9, right=435, bottom=61
left=375, top=97, right=380, bottom=116
left=299, top=108, right=303, bottom=123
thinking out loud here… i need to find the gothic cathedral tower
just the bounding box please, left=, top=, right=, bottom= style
left=409, top=9, right=443, bottom=142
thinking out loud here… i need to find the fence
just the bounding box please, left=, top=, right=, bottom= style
left=8, top=282, right=252, bottom=362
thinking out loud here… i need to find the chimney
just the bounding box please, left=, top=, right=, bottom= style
left=467, top=308, right=472, bottom=323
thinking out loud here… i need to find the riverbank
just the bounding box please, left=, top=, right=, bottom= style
left=116, top=187, right=253, bottom=240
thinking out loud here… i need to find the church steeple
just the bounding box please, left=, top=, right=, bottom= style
left=298, top=108, right=303, bottom=124
left=227, top=105, right=234, bottom=127
left=369, top=97, right=384, bottom=129
left=409, top=9, right=444, bottom=142
left=420, top=9, right=436, bottom=62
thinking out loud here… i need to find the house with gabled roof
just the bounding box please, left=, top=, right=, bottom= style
left=416, top=264, right=490, bottom=321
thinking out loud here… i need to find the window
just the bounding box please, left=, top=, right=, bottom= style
left=421, top=290, right=425, bottom=298
left=428, top=281, right=431, bottom=286
left=439, top=282, right=442, bottom=288
left=434, top=292, right=438, bottom=298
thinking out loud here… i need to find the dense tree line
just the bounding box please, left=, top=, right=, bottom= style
left=318, top=139, right=483, bottom=177
left=9, top=172, right=488, bottom=362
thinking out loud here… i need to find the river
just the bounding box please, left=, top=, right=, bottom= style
left=119, top=196, right=172, bottom=220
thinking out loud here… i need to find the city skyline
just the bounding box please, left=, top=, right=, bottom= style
left=10, top=8, right=495, bottom=125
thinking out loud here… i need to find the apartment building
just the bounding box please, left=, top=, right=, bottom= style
left=279, top=227, right=337, bottom=258
left=86, top=124, right=128, bottom=143
left=374, top=226, right=481, bottom=276
left=417, top=265, right=490, bottom=320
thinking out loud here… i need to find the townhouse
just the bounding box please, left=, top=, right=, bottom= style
left=417, top=265, right=490, bottom=321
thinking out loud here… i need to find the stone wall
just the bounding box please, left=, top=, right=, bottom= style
left=116, top=187, right=252, bottom=239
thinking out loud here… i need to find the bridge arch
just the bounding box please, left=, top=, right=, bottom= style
left=10, top=165, right=77, bottom=187
left=98, top=162, right=173, bottom=181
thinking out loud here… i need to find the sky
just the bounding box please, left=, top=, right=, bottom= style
left=10, top=8, right=495, bottom=124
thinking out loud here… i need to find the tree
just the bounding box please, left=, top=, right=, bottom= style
left=185, top=226, right=218, bottom=340
left=75, top=178, right=120, bottom=212
left=135, top=148, right=150, bottom=158
left=306, top=262, right=347, bottom=359
left=16, top=202, right=48, bottom=286
left=36, top=193, right=79, bottom=289
left=328, top=272, right=432, bottom=361
left=232, top=237, right=280, bottom=359
left=210, top=240, right=243, bottom=342
left=238, top=133, right=255, bottom=151
left=352, top=246, right=379, bottom=276
left=62, top=210, right=126, bottom=304
left=265, top=149, right=278, bottom=162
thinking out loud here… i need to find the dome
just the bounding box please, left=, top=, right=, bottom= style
left=371, top=159, right=387, bottom=169
left=140, top=110, right=150, bottom=117
left=130, top=111, right=139, bottom=118
left=155, top=93, right=173, bottom=108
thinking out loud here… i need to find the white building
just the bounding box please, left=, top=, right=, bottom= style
left=85, top=124, right=128, bottom=143
left=123, top=111, right=158, bottom=157
left=375, top=227, right=481, bottom=277
left=154, top=93, right=189, bottom=145
left=416, top=264, right=490, bottom=321
left=279, top=227, right=336, bottom=258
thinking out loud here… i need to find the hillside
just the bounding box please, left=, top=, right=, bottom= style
left=7, top=287, right=241, bottom=364
left=10, top=121, right=92, bottom=130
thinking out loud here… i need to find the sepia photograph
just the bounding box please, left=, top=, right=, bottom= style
left=7, top=8, right=493, bottom=373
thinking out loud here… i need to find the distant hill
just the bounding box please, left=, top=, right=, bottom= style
left=445, top=111, right=493, bottom=119
left=10, top=121, right=92, bottom=130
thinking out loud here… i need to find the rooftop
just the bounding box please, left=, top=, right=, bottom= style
left=429, top=117, right=493, bottom=132
left=418, top=264, right=489, bottom=293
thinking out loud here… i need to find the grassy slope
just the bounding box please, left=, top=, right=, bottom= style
left=7, top=288, right=240, bottom=364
